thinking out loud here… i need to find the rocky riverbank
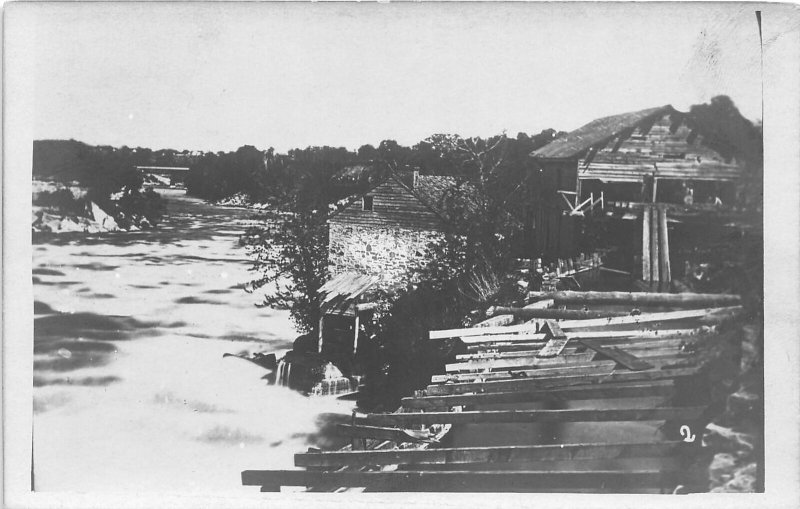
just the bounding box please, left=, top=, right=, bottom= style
left=704, top=323, right=762, bottom=492
left=32, top=180, right=161, bottom=234
left=213, top=192, right=270, bottom=210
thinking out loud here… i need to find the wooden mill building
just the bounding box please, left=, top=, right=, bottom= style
left=528, top=105, right=748, bottom=285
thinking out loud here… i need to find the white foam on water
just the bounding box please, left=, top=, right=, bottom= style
left=32, top=196, right=353, bottom=494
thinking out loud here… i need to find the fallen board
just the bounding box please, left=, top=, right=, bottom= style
left=401, top=381, right=677, bottom=410
left=486, top=306, right=630, bottom=320
left=527, top=290, right=741, bottom=307
left=537, top=320, right=570, bottom=358
left=433, top=324, right=718, bottom=342
left=579, top=339, right=655, bottom=371
left=558, top=306, right=742, bottom=330
left=431, top=362, right=618, bottom=383
left=445, top=352, right=596, bottom=373
left=432, top=356, right=692, bottom=383
left=425, top=367, right=701, bottom=396
left=360, top=406, right=706, bottom=426
left=295, top=441, right=684, bottom=468
left=243, top=469, right=670, bottom=493
left=336, top=424, right=437, bottom=443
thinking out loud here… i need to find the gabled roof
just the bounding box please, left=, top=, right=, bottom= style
left=531, top=105, right=677, bottom=160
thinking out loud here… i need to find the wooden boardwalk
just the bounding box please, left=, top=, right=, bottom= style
left=242, top=291, right=741, bottom=493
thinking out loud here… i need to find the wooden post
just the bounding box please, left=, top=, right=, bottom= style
left=652, top=178, right=659, bottom=203
left=642, top=206, right=651, bottom=282
left=317, top=315, right=325, bottom=354
left=650, top=205, right=659, bottom=286
left=659, top=206, right=672, bottom=285
left=353, top=312, right=360, bottom=356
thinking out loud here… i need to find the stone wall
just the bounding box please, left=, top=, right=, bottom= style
left=328, top=222, right=445, bottom=286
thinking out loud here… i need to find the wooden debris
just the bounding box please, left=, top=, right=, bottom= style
left=361, top=407, right=706, bottom=426
left=243, top=469, right=668, bottom=493
left=558, top=306, right=742, bottom=330
left=473, top=314, right=515, bottom=328
left=445, top=352, right=596, bottom=373
left=425, top=367, right=701, bottom=396
left=295, top=441, right=684, bottom=468
left=537, top=320, right=570, bottom=358
left=401, top=381, right=677, bottom=410
left=526, top=291, right=741, bottom=307
left=429, top=323, right=539, bottom=340
left=487, top=306, right=628, bottom=321
left=579, top=339, right=655, bottom=371
left=336, top=424, right=437, bottom=443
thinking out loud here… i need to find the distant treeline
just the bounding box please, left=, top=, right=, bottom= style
left=32, top=139, right=178, bottom=226
left=33, top=139, right=203, bottom=198
left=185, top=130, right=563, bottom=208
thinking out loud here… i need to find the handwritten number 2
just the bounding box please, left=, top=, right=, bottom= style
left=680, top=425, right=695, bottom=443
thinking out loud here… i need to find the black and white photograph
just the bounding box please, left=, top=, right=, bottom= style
left=3, top=1, right=800, bottom=507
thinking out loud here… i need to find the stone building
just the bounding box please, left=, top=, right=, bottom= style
left=327, top=170, right=473, bottom=287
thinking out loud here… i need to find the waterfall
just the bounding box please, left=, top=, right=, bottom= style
left=276, top=359, right=286, bottom=386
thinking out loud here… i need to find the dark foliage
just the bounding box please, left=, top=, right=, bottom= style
left=186, top=145, right=267, bottom=202
left=32, top=139, right=172, bottom=225
left=32, top=189, right=87, bottom=217
left=688, top=96, right=763, bottom=209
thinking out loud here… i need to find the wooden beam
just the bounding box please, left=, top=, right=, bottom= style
left=361, top=407, right=705, bottom=426
left=557, top=306, right=742, bottom=330
left=525, top=291, right=741, bottom=307
left=537, top=320, right=569, bottom=358
left=642, top=206, right=651, bottom=282
left=659, top=207, right=672, bottom=284
left=429, top=323, right=539, bottom=340
left=446, top=352, right=596, bottom=373
left=457, top=334, right=710, bottom=360
left=431, top=362, right=617, bottom=383
left=424, top=367, right=701, bottom=396
left=578, top=339, right=654, bottom=371
left=431, top=355, right=695, bottom=384
left=650, top=205, right=660, bottom=284
left=243, top=469, right=668, bottom=492
left=487, top=306, right=629, bottom=321
left=458, top=332, right=547, bottom=345
left=402, top=381, right=677, bottom=410
left=295, top=441, right=684, bottom=468
left=474, top=314, right=515, bottom=328
left=336, top=424, right=436, bottom=443
left=524, top=299, right=555, bottom=309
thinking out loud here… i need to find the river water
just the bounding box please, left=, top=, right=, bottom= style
left=32, top=192, right=352, bottom=494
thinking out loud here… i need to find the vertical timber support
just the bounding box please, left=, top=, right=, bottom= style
left=650, top=204, right=660, bottom=287
left=658, top=206, right=672, bottom=287
left=317, top=315, right=325, bottom=354
left=642, top=206, right=651, bottom=283
left=353, top=312, right=360, bottom=356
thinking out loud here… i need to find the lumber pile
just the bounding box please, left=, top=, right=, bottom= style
left=242, top=290, right=743, bottom=493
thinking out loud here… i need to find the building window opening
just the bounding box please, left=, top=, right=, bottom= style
left=362, top=196, right=374, bottom=211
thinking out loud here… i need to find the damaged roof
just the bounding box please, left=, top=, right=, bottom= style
left=531, top=105, right=678, bottom=160
left=319, top=272, right=381, bottom=314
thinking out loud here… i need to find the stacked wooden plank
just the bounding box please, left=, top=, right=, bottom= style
left=242, top=291, right=742, bottom=493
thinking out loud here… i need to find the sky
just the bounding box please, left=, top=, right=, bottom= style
left=21, top=2, right=765, bottom=153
